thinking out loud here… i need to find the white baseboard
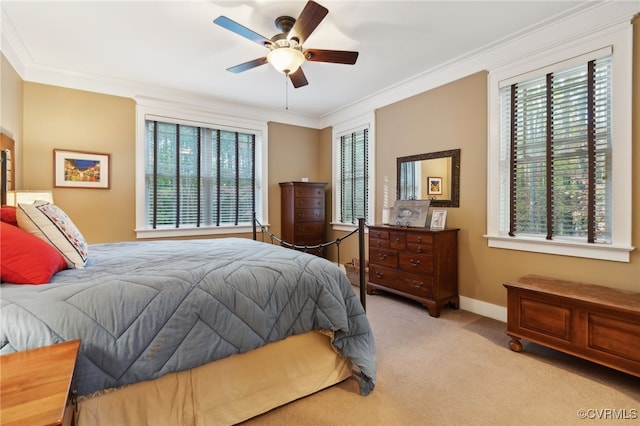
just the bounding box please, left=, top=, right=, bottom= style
left=459, top=296, right=507, bottom=323
left=341, top=261, right=509, bottom=322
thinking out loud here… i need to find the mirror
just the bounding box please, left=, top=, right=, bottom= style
left=397, top=149, right=460, bottom=207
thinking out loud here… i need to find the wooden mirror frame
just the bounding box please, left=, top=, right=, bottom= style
left=396, top=148, right=460, bottom=208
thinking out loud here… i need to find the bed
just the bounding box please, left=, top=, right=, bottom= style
left=0, top=144, right=376, bottom=424
left=0, top=236, right=376, bottom=425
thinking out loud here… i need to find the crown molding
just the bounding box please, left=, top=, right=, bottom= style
left=2, top=1, right=638, bottom=130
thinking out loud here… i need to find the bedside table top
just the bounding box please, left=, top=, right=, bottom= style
left=1, top=340, right=80, bottom=426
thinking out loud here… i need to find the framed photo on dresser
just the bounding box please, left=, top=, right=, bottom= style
left=390, top=200, right=430, bottom=227
left=430, top=209, right=447, bottom=230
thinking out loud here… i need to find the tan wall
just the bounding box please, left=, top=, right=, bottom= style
left=22, top=83, right=137, bottom=243
left=12, top=16, right=640, bottom=307
left=376, top=71, right=494, bottom=300
left=368, top=19, right=640, bottom=305
left=19, top=89, right=323, bottom=245
left=267, top=121, right=323, bottom=240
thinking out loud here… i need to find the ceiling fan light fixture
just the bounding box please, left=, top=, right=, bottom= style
left=214, top=1, right=357, bottom=88
left=267, top=47, right=305, bottom=75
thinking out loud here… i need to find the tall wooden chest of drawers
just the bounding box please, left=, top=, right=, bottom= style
left=280, top=182, right=327, bottom=257
left=367, top=225, right=459, bottom=317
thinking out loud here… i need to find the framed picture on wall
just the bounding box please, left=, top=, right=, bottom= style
left=430, top=209, right=447, bottom=230
left=427, top=177, right=442, bottom=195
left=54, top=149, right=110, bottom=189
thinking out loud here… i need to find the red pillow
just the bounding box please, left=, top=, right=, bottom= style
left=1, top=206, right=18, bottom=226
left=1, top=222, right=67, bottom=284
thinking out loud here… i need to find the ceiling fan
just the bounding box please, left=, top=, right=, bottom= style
left=213, top=0, right=359, bottom=88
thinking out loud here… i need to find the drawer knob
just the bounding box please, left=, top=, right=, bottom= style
left=410, top=259, right=421, bottom=267
left=377, top=253, right=387, bottom=260
left=417, top=246, right=423, bottom=253
left=413, top=280, right=424, bottom=288
left=394, top=238, right=400, bottom=243
left=416, top=237, right=422, bottom=243
left=375, top=271, right=384, bottom=278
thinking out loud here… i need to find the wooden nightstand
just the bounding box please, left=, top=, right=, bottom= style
left=1, top=340, right=80, bottom=426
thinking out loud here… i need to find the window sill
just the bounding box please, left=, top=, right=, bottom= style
left=484, top=234, right=634, bottom=263
left=136, top=225, right=258, bottom=239
left=331, top=222, right=369, bottom=233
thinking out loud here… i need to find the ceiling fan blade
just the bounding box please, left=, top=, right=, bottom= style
left=288, top=1, right=328, bottom=45
left=213, top=16, right=271, bottom=47
left=226, top=57, right=268, bottom=73
left=304, top=49, right=359, bottom=65
left=289, top=68, right=309, bottom=88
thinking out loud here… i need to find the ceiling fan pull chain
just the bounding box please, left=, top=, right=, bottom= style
left=285, top=73, right=289, bottom=110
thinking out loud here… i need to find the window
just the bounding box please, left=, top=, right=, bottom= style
left=333, top=116, right=374, bottom=229
left=487, top=27, right=633, bottom=262
left=136, top=103, right=267, bottom=238
left=500, top=55, right=612, bottom=242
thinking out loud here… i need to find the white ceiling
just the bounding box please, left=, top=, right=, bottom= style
left=0, top=1, right=614, bottom=120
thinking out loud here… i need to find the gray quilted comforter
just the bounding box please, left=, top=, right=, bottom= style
left=0, top=238, right=376, bottom=396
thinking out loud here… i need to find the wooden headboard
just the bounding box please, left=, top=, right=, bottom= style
left=1, top=133, right=16, bottom=205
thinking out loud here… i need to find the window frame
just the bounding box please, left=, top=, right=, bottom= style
left=135, top=100, right=268, bottom=239
left=332, top=114, right=375, bottom=231
left=486, top=24, right=633, bottom=262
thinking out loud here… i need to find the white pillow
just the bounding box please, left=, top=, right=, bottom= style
left=16, top=200, right=88, bottom=268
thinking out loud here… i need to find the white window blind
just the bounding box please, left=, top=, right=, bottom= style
left=145, top=120, right=257, bottom=229
left=339, top=128, right=369, bottom=224
left=498, top=55, right=612, bottom=243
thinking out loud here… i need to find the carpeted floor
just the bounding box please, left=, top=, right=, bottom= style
left=242, top=289, right=640, bottom=425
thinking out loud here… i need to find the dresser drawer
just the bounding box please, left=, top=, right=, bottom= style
left=407, top=242, right=433, bottom=254
left=292, top=237, right=323, bottom=247
left=369, top=264, right=404, bottom=286
left=399, top=273, right=434, bottom=299
left=294, top=186, right=324, bottom=198
left=389, top=232, right=406, bottom=250
left=294, top=197, right=324, bottom=209
left=369, top=229, right=389, bottom=240
left=370, top=238, right=390, bottom=249
left=294, top=208, right=325, bottom=222
left=288, top=239, right=325, bottom=257
left=407, top=233, right=433, bottom=245
left=301, top=246, right=325, bottom=257
left=294, top=222, right=325, bottom=237
left=369, top=266, right=434, bottom=299
left=370, top=248, right=398, bottom=268
left=399, top=252, right=433, bottom=274
left=406, top=233, right=433, bottom=254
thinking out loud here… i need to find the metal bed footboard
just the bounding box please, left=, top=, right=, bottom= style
left=253, top=215, right=367, bottom=311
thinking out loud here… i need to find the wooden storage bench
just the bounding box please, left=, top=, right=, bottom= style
left=504, top=275, right=640, bottom=377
